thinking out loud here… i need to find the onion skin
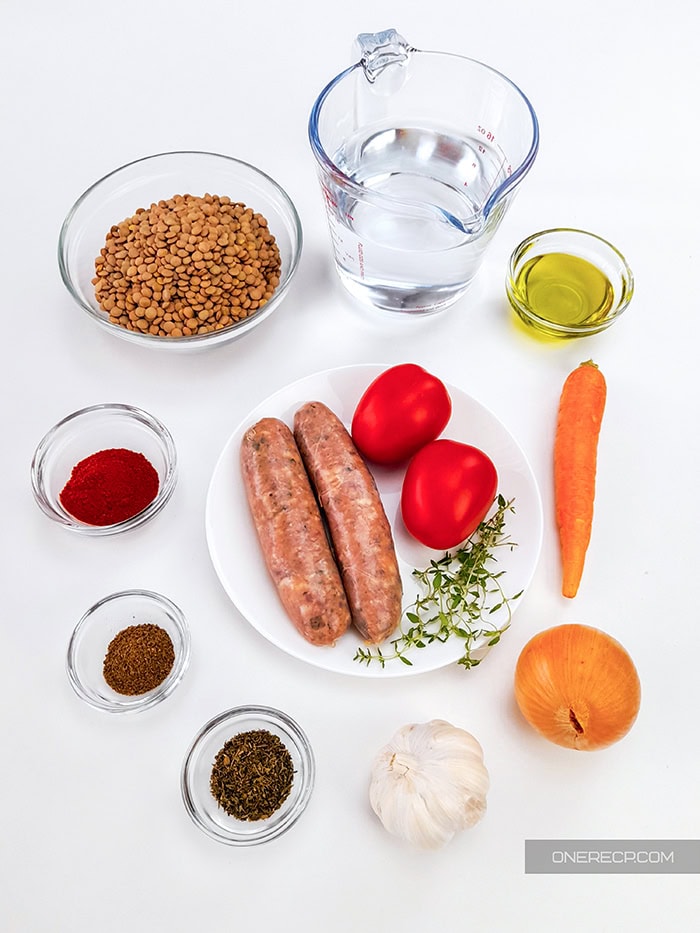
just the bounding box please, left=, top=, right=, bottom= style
left=514, top=624, right=641, bottom=751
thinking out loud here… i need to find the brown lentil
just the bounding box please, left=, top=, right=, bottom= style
left=92, top=193, right=282, bottom=338
left=103, top=623, right=175, bottom=695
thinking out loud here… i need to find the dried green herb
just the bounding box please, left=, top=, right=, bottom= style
left=354, top=495, right=521, bottom=670
left=210, top=730, right=294, bottom=821
left=103, top=623, right=175, bottom=695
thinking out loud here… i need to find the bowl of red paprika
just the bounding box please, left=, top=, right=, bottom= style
left=31, top=403, right=177, bottom=535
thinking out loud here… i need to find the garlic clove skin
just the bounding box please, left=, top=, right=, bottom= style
left=369, top=720, right=490, bottom=850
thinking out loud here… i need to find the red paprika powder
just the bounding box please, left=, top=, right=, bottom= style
left=59, top=448, right=159, bottom=526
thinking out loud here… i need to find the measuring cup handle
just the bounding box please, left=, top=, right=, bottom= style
left=354, top=28, right=413, bottom=83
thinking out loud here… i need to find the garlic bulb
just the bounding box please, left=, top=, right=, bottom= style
left=369, top=720, right=489, bottom=850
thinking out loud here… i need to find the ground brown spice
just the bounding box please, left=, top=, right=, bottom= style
left=103, top=623, right=175, bottom=695
left=210, top=730, right=294, bottom=821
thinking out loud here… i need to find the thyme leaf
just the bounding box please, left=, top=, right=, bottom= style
left=354, top=495, right=520, bottom=671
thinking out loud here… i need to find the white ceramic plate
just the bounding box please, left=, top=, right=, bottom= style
left=206, top=364, right=543, bottom=677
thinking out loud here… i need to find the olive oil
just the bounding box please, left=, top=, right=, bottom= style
left=512, top=252, right=615, bottom=331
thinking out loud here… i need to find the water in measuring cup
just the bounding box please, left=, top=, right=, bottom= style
left=329, top=126, right=510, bottom=313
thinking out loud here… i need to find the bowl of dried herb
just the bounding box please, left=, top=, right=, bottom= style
left=66, top=589, right=191, bottom=713
left=181, top=705, right=315, bottom=845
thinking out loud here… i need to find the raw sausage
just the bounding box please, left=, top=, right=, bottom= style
left=293, top=401, right=403, bottom=644
left=240, top=417, right=351, bottom=646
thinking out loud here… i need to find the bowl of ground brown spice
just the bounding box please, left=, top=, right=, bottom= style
left=58, top=151, right=302, bottom=349
left=181, top=705, right=315, bottom=845
left=67, top=589, right=190, bottom=713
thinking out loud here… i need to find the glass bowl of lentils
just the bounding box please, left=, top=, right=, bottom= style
left=58, top=151, right=303, bottom=350
left=66, top=589, right=191, bottom=713
left=31, top=402, right=177, bottom=535
left=181, top=705, right=315, bottom=846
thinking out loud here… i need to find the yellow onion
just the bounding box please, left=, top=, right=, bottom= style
left=514, top=623, right=641, bottom=750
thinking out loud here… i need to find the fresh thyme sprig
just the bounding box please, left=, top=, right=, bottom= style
left=354, top=495, right=521, bottom=670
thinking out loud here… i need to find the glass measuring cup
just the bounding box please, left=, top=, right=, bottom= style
left=309, top=29, right=540, bottom=315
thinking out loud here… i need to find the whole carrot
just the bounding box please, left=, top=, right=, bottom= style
left=554, top=360, right=607, bottom=598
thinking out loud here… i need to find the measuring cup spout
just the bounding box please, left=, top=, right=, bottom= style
left=439, top=208, right=488, bottom=237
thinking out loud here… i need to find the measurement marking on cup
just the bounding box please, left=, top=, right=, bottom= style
left=321, top=182, right=338, bottom=210
left=357, top=242, right=365, bottom=279
left=464, top=159, right=479, bottom=186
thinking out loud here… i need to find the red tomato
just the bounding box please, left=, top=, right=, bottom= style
left=351, top=364, right=452, bottom=465
left=401, top=439, right=498, bottom=550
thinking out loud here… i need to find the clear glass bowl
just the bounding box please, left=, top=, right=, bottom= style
left=31, top=403, right=177, bottom=535
left=181, top=705, right=315, bottom=846
left=58, top=151, right=303, bottom=350
left=66, top=589, right=191, bottom=713
left=506, top=228, right=634, bottom=338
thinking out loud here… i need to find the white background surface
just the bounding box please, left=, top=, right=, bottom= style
left=2, top=1, right=698, bottom=931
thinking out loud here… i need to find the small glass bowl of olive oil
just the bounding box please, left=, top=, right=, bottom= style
left=506, top=228, right=634, bottom=338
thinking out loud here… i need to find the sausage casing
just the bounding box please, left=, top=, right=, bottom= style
left=240, top=417, right=351, bottom=646
left=293, top=401, right=403, bottom=645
